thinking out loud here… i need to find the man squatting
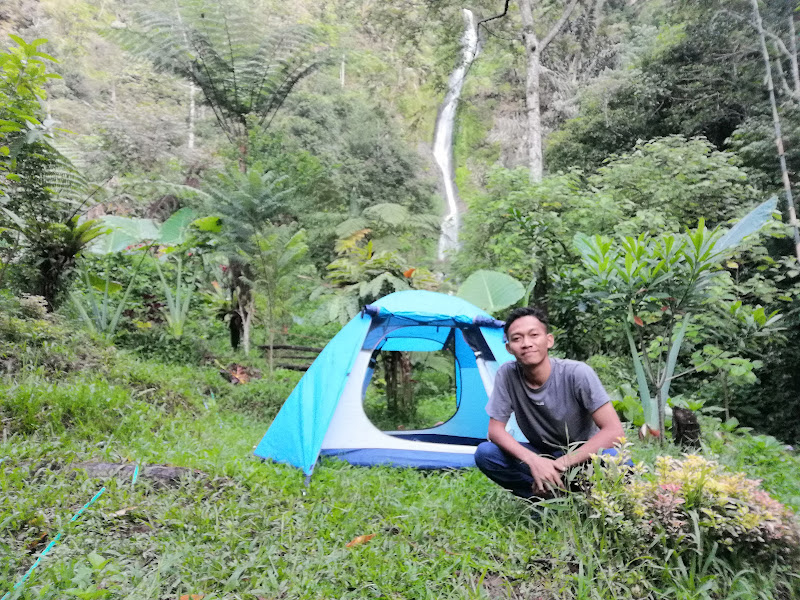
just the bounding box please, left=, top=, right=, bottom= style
left=475, top=306, right=625, bottom=499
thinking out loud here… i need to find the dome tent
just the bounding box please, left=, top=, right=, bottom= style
left=254, top=290, right=521, bottom=475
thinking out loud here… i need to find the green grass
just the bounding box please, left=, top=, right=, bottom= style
left=2, top=313, right=800, bottom=599
left=364, top=394, right=458, bottom=431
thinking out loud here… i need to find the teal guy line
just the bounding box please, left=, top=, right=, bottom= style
left=132, top=464, right=139, bottom=486
left=0, top=487, right=106, bottom=600
left=70, top=487, right=106, bottom=522
left=1, top=534, right=61, bottom=600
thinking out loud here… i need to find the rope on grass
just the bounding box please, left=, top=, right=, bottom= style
left=131, top=464, right=139, bottom=486
left=70, top=487, right=106, bottom=522
left=1, top=487, right=106, bottom=600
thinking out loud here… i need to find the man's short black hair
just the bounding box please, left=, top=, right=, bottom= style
left=503, top=306, right=549, bottom=336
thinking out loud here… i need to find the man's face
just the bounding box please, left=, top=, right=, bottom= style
left=505, top=315, right=554, bottom=367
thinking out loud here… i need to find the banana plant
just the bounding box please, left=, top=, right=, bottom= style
left=576, top=197, right=778, bottom=439
left=151, top=208, right=207, bottom=339
left=71, top=216, right=158, bottom=336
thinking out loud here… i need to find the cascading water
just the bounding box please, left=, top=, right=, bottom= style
left=434, top=9, right=480, bottom=261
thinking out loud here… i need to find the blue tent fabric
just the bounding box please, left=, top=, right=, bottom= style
left=320, top=448, right=477, bottom=469
left=371, top=290, right=490, bottom=319
left=253, top=313, right=371, bottom=474
left=254, top=290, right=516, bottom=474
left=429, top=329, right=491, bottom=439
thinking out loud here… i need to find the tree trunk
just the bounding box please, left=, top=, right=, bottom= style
left=384, top=352, right=398, bottom=415
left=751, top=0, right=800, bottom=261
left=518, top=0, right=582, bottom=183
left=528, top=48, right=544, bottom=183
left=398, top=352, right=415, bottom=420
left=241, top=296, right=254, bottom=356
left=238, top=144, right=248, bottom=174
left=228, top=257, right=253, bottom=352
left=267, top=300, right=275, bottom=375
left=519, top=0, right=544, bottom=183
left=383, top=351, right=416, bottom=421
left=188, top=82, right=196, bottom=150
left=788, top=12, right=800, bottom=95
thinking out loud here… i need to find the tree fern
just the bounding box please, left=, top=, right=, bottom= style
left=114, top=0, right=326, bottom=166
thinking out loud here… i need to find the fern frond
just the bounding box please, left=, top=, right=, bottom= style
left=334, top=228, right=372, bottom=254
left=114, top=0, right=327, bottom=142
left=362, top=203, right=410, bottom=227
left=335, top=217, right=369, bottom=239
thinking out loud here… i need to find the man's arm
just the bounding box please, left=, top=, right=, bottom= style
left=487, top=418, right=563, bottom=493
left=553, top=403, right=624, bottom=471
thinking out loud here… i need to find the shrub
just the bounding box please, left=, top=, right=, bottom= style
left=18, top=294, right=48, bottom=319
left=114, top=325, right=210, bottom=365
left=582, top=443, right=800, bottom=565
left=0, top=303, right=111, bottom=376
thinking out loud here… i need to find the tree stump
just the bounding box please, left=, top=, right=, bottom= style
left=672, top=407, right=701, bottom=449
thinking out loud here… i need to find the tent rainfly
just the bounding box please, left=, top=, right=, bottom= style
left=254, top=290, right=525, bottom=475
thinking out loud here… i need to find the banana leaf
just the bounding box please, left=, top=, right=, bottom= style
left=457, top=270, right=524, bottom=314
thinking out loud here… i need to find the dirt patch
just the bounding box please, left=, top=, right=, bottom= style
left=73, top=462, right=207, bottom=486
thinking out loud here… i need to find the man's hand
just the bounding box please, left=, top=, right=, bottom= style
left=552, top=455, right=570, bottom=472
left=524, top=453, right=564, bottom=494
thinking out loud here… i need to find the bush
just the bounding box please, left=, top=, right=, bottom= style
left=114, top=325, right=211, bottom=365
left=0, top=297, right=112, bottom=376
left=583, top=443, right=800, bottom=565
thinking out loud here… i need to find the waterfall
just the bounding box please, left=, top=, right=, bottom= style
left=434, top=9, right=479, bottom=262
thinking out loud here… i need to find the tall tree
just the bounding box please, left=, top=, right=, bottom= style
left=116, top=0, right=325, bottom=173
left=748, top=0, right=800, bottom=261
left=518, top=0, right=582, bottom=181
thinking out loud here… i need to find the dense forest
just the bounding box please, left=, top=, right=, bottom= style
left=3, top=0, right=800, bottom=598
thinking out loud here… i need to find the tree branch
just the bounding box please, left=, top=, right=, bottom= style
left=477, top=0, right=510, bottom=28
left=774, top=51, right=798, bottom=100
left=541, top=0, right=582, bottom=51
left=788, top=12, right=800, bottom=95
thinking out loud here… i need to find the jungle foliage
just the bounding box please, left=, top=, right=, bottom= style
left=3, top=0, right=800, bottom=596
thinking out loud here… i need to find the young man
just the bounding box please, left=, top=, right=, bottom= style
left=474, top=306, right=624, bottom=499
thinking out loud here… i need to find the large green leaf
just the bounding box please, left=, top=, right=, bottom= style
left=659, top=314, right=691, bottom=413
left=88, top=216, right=160, bottom=254
left=623, top=319, right=656, bottom=430
left=87, top=226, right=137, bottom=255
left=335, top=217, right=369, bottom=239
left=192, top=215, right=223, bottom=233
left=158, top=207, right=197, bottom=245
left=456, top=270, right=525, bottom=314
left=86, top=272, right=122, bottom=293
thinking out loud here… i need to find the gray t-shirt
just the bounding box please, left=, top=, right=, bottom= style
left=486, top=358, right=610, bottom=452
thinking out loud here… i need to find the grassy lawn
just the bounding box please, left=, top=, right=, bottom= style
left=2, top=317, right=800, bottom=599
